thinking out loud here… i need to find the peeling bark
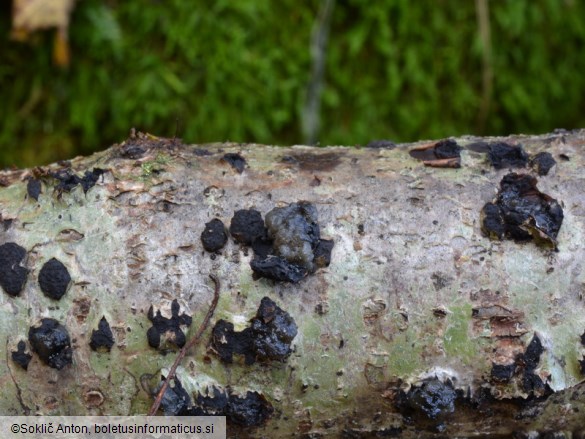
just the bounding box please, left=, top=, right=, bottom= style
left=1, top=130, right=585, bottom=437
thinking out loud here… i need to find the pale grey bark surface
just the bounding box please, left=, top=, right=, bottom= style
left=0, top=131, right=584, bottom=438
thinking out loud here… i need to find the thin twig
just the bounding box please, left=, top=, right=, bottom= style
left=148, top=274, right=220, bottom=415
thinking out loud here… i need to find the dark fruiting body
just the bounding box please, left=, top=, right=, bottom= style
left=229, top=209, right=266, bottom=245
left=211, top=296, right=297, bottom=365
left=480, top=173, right=563, bottom=247
left=250, top=256, right=307, bottom=283
left=51, top=168, right=105, bottom=194
left=522, top=334, right=544, bottom=370
left=0, top=242, right=28, bottom=297
left=158, top=377, right=192, bottom=416
left=89, top=317, right=115, bottom=352
left=581, top=331, right=585, bottom=347
left=264, top=201, right=321, bottom=273
left=11, top=340, right=32, bottom=370
left=38, top=258, right=71, bottom=300
left=226, top=391, right=274, bottom=427
left=27, top=178, right=42, bottom=200
left=529, top=152, right=556, bottom=176
left=146, top=299, right=192, bottom=351
left=28, top=318, right=72, bottom=370
left=201, top=219, right=228, bottom=252
left=487, top=143, right=528, bottom=169
left=222, top=153, right=246, bottom=173
left=399, top=379, right=456, bottom=420
left=491, top=363, right=516, bottom=382
left=433, top=140, right=462, bottom=159
left=579, top=357, right=585, bottom=375
left=314, top=239, right=334, bottom=268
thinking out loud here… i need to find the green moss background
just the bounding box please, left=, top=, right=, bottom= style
left=1, top=0, right=584, bottom=168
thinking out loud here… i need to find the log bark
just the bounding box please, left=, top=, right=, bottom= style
left=1, top=131, right=585, bottom=438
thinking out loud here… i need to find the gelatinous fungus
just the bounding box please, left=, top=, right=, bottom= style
left=157, top=377, right=193, bottom=415
left=409, top=140, right=462, bottom=168
left=264, top=201, right=320, bottom=272
left=210, top=296, right=297, bottom=365
left=314, top=239, right=334, bottom=268
left=11, top=340, right=32, bottom=370
left=229, top=209, right=266, bottom=245
left=529, top=152, right=556, bottom=176
left=226, top=391, right=274, bottom=427
left=250, top=256, right=307, bottom=283
left=27, top=177, right=42, bottom=201
left=232, top=202, right=333, bottom=283
left=51, top=168, right=105, bottom=194
left=517, top=334, right=549, bottom=394
left=480, top=173, right=564, bottom=247
left=89, top=317, right=115, bottom=352
left=146, top=299, right=192, bottom=351
left=38, top=258, right=71, bottom=300
left=172, top=385, right=273, bottom=427
left=193, top=386, right=230, bottom=416
left=28, top=318, right=72, bottom=370
left=201, top=218, right=228, bottom=252
left=398, top=378, right=456, bottom=421
left=222, top=153, right=246, bottom=173
left=365, top=140, right=396, bottom=149
left=0, top=242, right=28, bottom=297
left=487, top=143, right=528, bottom=169
left=118, top=143, right=146, bottom=159
left=491, top=363, right=516, bottom=383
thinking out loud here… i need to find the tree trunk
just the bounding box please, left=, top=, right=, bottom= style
left=1, top=131, right=584, bottom=438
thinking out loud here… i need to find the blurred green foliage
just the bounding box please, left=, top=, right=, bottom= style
left=1, top=0, right=584, bottom=168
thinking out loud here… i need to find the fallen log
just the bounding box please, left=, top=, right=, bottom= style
left=0, top=130, right=584, bottom=438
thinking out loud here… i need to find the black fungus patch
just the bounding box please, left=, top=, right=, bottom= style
left=201, top=219, right=228, bottom=252
left=230, top=209, right=267, bottom=245
left=491, top=363, right=516, bottom=383
left=27, top=178, right=42, bottom=201
left=264, top=201, right=320, bottom=272
left=250, top=256, right=307, bottom=283
left=581, top=331, right=585, bottom=347
left=397, top=379, right=456, bottom=421
left=579, top=357, right=585, bottom=375
left=118, top=143, right=146, bottom=159
left=529, top=152, right=556, bottom=176
left=314, top=239, right=334, bottom=268
left=147, top=299, right=192, bottom=351
left=51, top=168, right=105, bottom=194
left=28, top=318, right=72, bottom=370
left=0, top=242, right=28, bottom=297
left=193, top=386, right=230, bottom=416
left=409, top=140, right=462, bottom=168
left=516, top=334, right=549, bottom=394
left=153, top=377, right=274, bottom=426
left=89, top=317, right=115, bottom=352
left=232, top=202, right=334, bottom=283
left=522, top=334, right=544, bottom=371
left=38, top=258, right=71, bottom=300
left=11, top=340, right=32, bottom=370
left=158, top=377, right=193, bottom=416
left=365, top=140, right=396, bottom=149
left=480, top=173, right=564, bottom=247
left=487, top=143, right=528, bottom=169
left=226, top=391, right=274, bottom=427
left=222, top=153, right=246, bottom=173
left=211, top=296, right=297, bottom=365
